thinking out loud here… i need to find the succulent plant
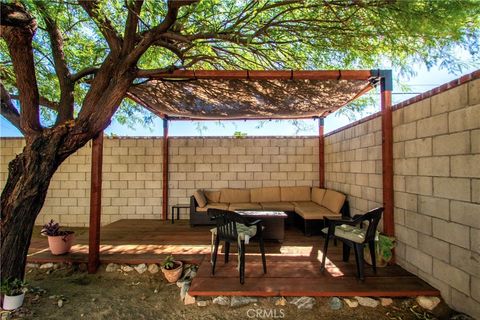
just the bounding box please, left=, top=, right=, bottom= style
left=161, top=255, right=179, bottom=270
left=41, top=219, right=73, bottom=241
left=1, top=278, right=28, bottom=296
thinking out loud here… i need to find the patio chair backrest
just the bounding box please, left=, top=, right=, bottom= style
left=208, top=209, right=247, bottom=242
left=359, top=207, right=384, bottom=243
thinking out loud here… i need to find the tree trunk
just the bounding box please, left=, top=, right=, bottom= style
left=0, top=129, right=84, bottom=281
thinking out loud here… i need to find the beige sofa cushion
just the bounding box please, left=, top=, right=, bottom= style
left=280, top=186, right=311, bottom=202
left=295, top=205, right=339, bottom=220
left=311, top=188, right=326, bottom=205
left=205, top=190, right=221, bottom=203
left=292, top=201, right=318, bottom=207
left=220, top=188, right=250, bottom=203
left=250, top=187, right=281, bottom=203
left=321, top=190, right=346, bottom=213
left=196, top=203, right=229, bottom=212
left=228, top=203, right=262, bottom=211
left=260, top=201, right=295, bottom=211
left=194, top=190, right=208, bottom=207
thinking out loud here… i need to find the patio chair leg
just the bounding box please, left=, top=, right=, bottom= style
left=368, top=240, right=377, bottom=273
left=224, top=241, right=230, bottom=264
left=320, top=234, right=330, bottom=272
left=342, top=243, right=350, bottom=262
left=239, top=240, right=246, bottom=284
left=353, top=243, right=365, bottom=281
left=259, top=236, right=267, bottom=274
left=212, top=235, right=220, bottom=275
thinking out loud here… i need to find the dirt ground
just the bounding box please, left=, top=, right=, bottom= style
left=2, top=265, right=468, bottom=320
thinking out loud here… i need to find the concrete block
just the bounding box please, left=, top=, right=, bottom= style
left=418, top=195, right=450, bottom=220
left=433, top=259, right=470, bottom=295
left=433, top=132, right=470, bottom=156
left=393, top=122, right=416, bottom=142
left=405, top=211, right=432, bottom=235
left=406, top=246, right=432, bottom=273
left=417, top=113, right=448, bottom=138
left=473, top=179, right=480, bottom=204
left=405, top=176, right=433, bottom=196
left=393, top=142, right=405, bottom=159
left=449, top=104, right=480, bottom=132
left=472, top=276, right=480, bottom=303
left=395, top=224, right=418, bottom=248
left=431, top=85, right=468, bottom=115
left=394, top=175, right=406, bottom=192
left=451, top=288, right=480, bottom=320
left=418, top=234, right=450, bottom=263
left=394, top=191, right=417, bottom=211
left=405, top=138, right=432, bottom=158
left=404, top=98, right=431, bottom=123
left=432, top=219, right=470, bottom=249
left=450, top=200, right=480, bottom=228
left=451, top=155, right=480, bottom=178
left=418, top=157, right=450, bottom=177
left=433, top=177, right=470, bottom=201
left=394, top=158, right=417, bottom=176
left=450, top=244, right=480, bottom=276
left=195, top=164, right=212, bottom=172
left=469, top=79, right=480, bottom=105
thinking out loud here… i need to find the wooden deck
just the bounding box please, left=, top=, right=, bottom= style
left=28, top=219, right=439, bottom=298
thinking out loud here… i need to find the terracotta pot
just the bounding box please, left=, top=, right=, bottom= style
left=161, top=261, right=183, bottom=283
left=48, top=233, right=75, bottom=255
left=2, top=292, right=25, bottom=310
left=364, top=247, right=389, bottom=267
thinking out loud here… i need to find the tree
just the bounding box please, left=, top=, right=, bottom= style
left=1, top=0, right=479, bottom=281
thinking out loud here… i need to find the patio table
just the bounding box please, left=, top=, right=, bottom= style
left=235, top=210, right=288, bottom=242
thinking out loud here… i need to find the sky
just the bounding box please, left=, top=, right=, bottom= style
left=1, top=64, right=478, bottom=138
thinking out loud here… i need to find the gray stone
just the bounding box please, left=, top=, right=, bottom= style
left=176, top=279, right=190, bottom=288
left=134, top=263, right=147, bottom=274
left=380, top=298, right=393, bottom=307
left=329, top=297, right=343, bottom=310
left=213, top=296, right=230, bottom=306
left=416, top=296, right=441, bottom=311
left=26, top=263, right=39, bottom=269
left=344, top=298, right=358, bottom=308
left=450, top=314, right=474, bottom=320
left=39, top=263, right=54, bottom=269
left=105, top=263, right=119, bottom=272
left=147, top=264, right=159, bottom=274
left=180, top=283, right=190, bottom=301
left=197, top=300, right=209, bottom=307
left=57, top=299, right=63, bottom=308
left=289, top=296, right=316, bottom=309
left=355, top=296, right=379, bottom=308
left=230, top=296, right=258, bottom=307
left=121, top=265, right=134, bottom=272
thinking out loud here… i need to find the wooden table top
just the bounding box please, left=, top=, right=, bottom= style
left=235, top=210, right=288, bottom=218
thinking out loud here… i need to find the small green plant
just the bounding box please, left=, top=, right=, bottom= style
left=161, top=255, right=179, bottom=270
left=377, top=234, right=395, bottom=263
left=233, top=131, right=247, bottom=139
left=1, top=278, right=28, bottom=296
left=41, top=219, right=74, bottom=241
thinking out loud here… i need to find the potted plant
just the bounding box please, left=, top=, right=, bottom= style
left=41, top=219, right=75, bottom=255
left=1, top=278, right=27, bottom=310
left=160, top=255, right=183, bottom=283
left=364, top=233, right=396, bottom=267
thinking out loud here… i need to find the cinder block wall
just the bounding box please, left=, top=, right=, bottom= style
left=0, top=137, right=318, bottom=226
left=324, top=116, right=383, bottom=218
left=324, top=77, right=480, bottom=318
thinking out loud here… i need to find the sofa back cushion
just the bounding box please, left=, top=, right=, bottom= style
left=193, top=190, right=208, bottom=208
left=311, top=188, right=326, bottom=205
left=321, top=189, right=346, bottom=213
left=280, top=186, right=311, bottom=202
left=250, top=187, right=281, bottom=203
left=204, top=190, right=221, bottom=203
left=219, top=188, right=250, bottom=203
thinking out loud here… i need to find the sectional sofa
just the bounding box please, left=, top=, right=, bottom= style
left=189, top=186, right=349, bottom=235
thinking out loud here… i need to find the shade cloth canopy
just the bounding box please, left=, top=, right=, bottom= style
left=127, top=70, right=378, bottom=120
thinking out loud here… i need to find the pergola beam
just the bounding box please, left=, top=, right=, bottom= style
left=88, top=131, right=103, bottom=273
left=162, top=118, right=169, bottom=220
left=318, top=117, right=325, bottom=188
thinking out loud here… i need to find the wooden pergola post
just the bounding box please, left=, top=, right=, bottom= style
left=318, top=117, right=325, bottom=188
left=379, top=70, right=394, bottom=237
left=162, top=118, right=169, bottom=220
left=88, top=131, right=103, bottom=273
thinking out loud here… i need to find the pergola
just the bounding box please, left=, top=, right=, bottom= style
left=87, top=69, right=393, bottom=273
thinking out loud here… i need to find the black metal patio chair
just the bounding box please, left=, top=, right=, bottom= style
left=320, top=207, right=384, bottom=280
left=208, top=208, right=267, bottom=284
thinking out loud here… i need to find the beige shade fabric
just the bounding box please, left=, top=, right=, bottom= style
left=128, top=78, right=372, bottom=120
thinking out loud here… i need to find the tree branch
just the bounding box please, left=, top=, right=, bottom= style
left=71, top=67, right=99, bottom=82
left=0, top=2, right=42, bottom=134
left=10, top=94, right=59, bottom=112
left=38, top=4, right=74, bottom=124
left=0, top=82, right=25, bottom=134
left=122, top=0, right=144, bottom=56
left=78, top=0, right=123, bottom=53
